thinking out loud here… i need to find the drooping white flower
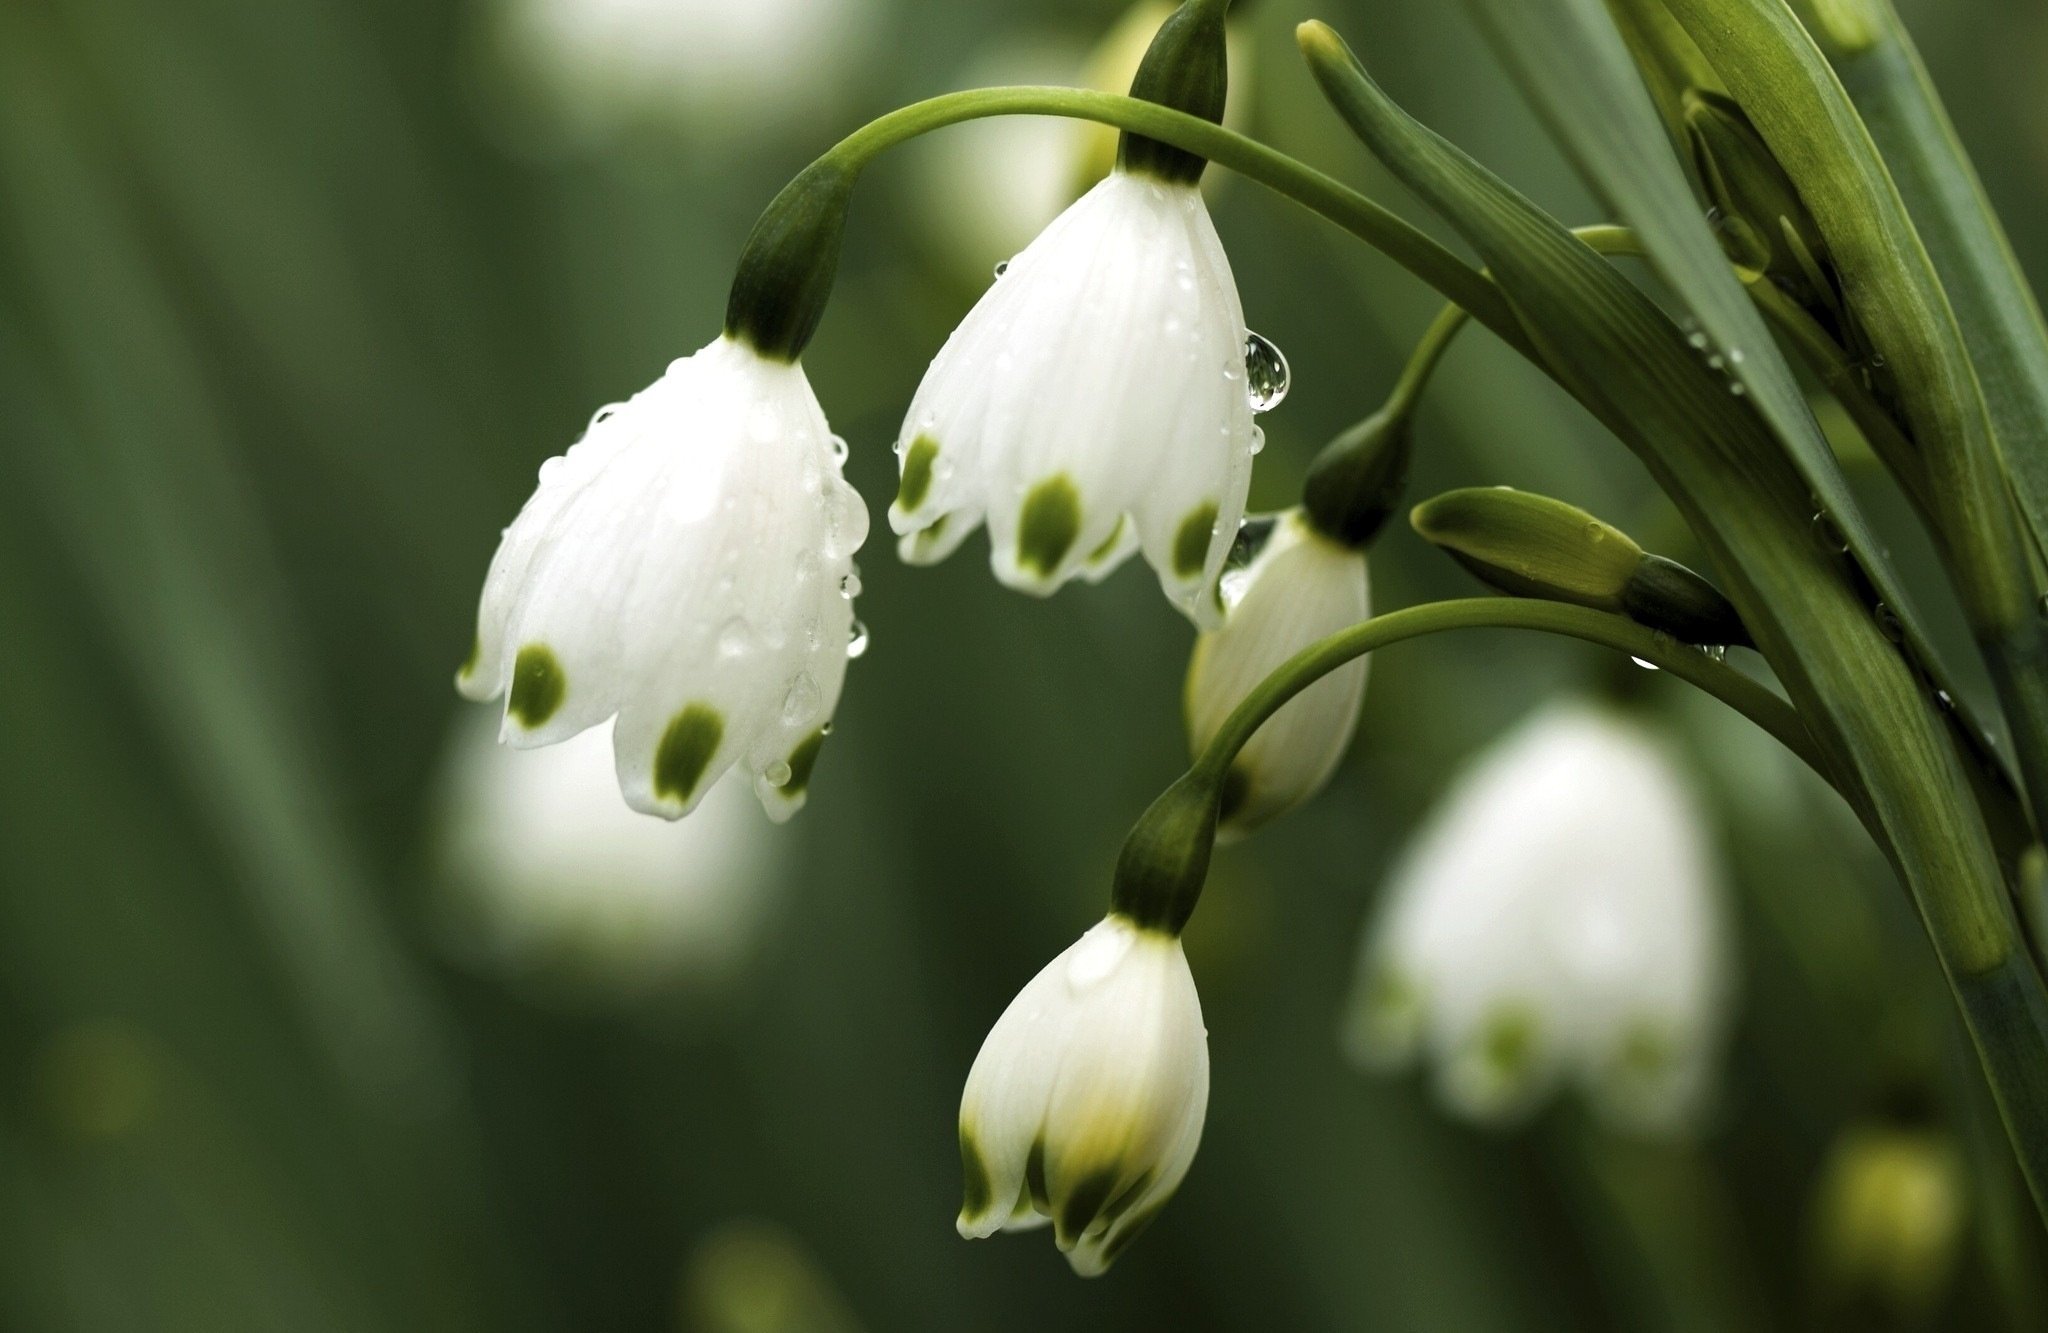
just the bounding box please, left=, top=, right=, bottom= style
left=1186, top=509, right=1371, bottom=838
left=458, top=335, right=867, bottom=821
left=890, top=170, right=1262, bottom=628
left=957, top=914, right=1209, bottom=1276
left=434, top=716, right=777, bottom=997
left=1345, top=701, right=1731, bottom=1133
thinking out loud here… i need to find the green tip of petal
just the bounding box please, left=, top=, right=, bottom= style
left=653, top=704, right=725, bottom=804
left=1087, top=514, right=1130, bottom=565
left=778, top=728, right=828, bottom=796
left=1017, top=475, right=1082, bottom=577
left=958, top=1126, right=995, bottom=1224
left=1481, top=1006, right=1540, bottom=1081
left=1173, top=501, right=1220, bottom=578
left=507, top=645, right=566, bottom=727
left=454, top=635, right=482, bottom=688
left=897, top=435, right=940, bottom=512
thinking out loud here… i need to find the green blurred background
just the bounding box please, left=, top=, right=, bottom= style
left=4, top=0, right=2046, bottom=1327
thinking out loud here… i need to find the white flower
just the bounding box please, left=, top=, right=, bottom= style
left=1345, top=701, right=1732, bottom=1133
left=957, top=915, right=1209, bottom=1276
left=434, top=716, right=777, bottom=997
left=458, top=335, right=867, bottom=822
left=890, top=171, right=1260, bottom=628
left=1186, top=510, right=1370, bottom=838
left=495, top=0, right=875, bottom=139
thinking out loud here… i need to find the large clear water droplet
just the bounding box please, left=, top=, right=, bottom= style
left=846, top=620, right=870, bottom=659
left=1243, top=331, right=1290, bottom=413
left=782, top=676, right=819, bottom=725
left=765, top=759, right=793, bottom=787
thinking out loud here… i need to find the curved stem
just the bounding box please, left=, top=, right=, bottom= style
left=1193, top=597, right=1832, bottom=785
left=813, top=87, right=1524, bottom=349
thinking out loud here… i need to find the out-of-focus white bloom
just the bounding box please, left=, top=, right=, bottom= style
left=891, top=172, right=1259, bottom=627
left=495, top=0, right=875, bottom=138
left=957, top=915, right=1208, bottom=1276
left=1345, top=701, right=1731, bottom=1133
left=919, top=8, right=1256, bottom=273
left=458, top=335, right=866, bottom=821
left=1811, top=1123, right=1965, bottom=1317
left=435, top=716, right=776, bottom=995
left=1186, top=510, right=1371, bottom=838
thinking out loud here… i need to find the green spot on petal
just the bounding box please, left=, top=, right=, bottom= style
left=1017, top=475, right=1081, bottom=577
left=508, top=645, right=565, bottom=727
left=1173, top=501, right=1220, bottom=578
left=897, top=434, right=940, bottom=512
left=455, top=635, right=481, bottom=685
left=1056, top=1166, right=1122, bottom=1245
left=653, top=704, right=725, bottom=805
left=779, top=728, right=828, bottom=796
left=1025, top=1138, right=1051, bottom=1212
left=1087, top=514, right=1129, bottom=564
left=1481, top=1006, right=1540, bottom=1079
left=958, top=1126, right=994, bottom=1223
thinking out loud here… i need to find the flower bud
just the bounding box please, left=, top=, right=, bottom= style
left=1811, top=1123, right=1964, bottom=1317
left=1117, top=0, right=1231, bottom=186
left=957, top=914, right=1209, bottom=1276
left=1185, top=510, right=1371, bottom=839
left=1682, top=89, right=1837, bottom=316
left=1411, top=487, right=1750, bottom=647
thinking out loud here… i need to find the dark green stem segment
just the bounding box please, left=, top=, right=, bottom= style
left=1110, top=771, right=1223, bottom=935
left=1118, top=0, right=1232, bottom=186
left=723, top=161, right=856, bottom=363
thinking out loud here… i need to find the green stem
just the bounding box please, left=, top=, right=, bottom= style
left=1190, top=597, right=1831, bottom=787
left=811, top=87, right=1525, bottom=350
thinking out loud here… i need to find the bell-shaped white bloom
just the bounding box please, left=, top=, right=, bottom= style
left=434, top=716, right=777, bottom=998
left=458, top=335, right=867, bottom=822
left=890, top=170, right=1261, bottom=628
left=1186, top=510, right=1370, bottom=838
left=957, top=915, right=1209, bottom=1276
left=1345, top=701, right=1731, bottom=1133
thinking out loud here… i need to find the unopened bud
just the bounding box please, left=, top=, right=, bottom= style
left=1412, top=488, right=1750, bottom=647
left=1683, top=90, right=1835, bottom=313
left=724, top=160, right=856, bottom=362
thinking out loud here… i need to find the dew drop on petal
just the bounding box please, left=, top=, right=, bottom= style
left=992, top=259, right=1010, bottom=279
left=782, top=676, right=820, bottom=725
left=1248, top=424, right=1265, bottom=456
left=846, top=620, right=870, bottom=659
left=839, top=573, right=862, bottom=599
left=1243, top=331, right=1290, bottom=413
left=765, top=759, right=793, bottom=787
left=829, top=434, right=849, bottom=465
left=538, top=456, right=564, bottom=484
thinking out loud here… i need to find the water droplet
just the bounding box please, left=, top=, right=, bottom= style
left=1707, top=354, right=1725, bottom=370
left=1875, top=602, right=1904, bottom=643
left=1699, top=644, right=1729, bottom=663
left=839, top=572, right=862, bottom=599
left=1243, top=331, right=1290, bottom=413
left=1812, top=511, right=1849, bottom=553
left=1935, top=688, right=1955, bottom=713
left=1729, top=348, right=1745, bottom=364
left=538, top=456, right=564, bottom=483
left=782, top=676, right=819, bottom=725
left=846, top=620, right=870, bottom=659
left=765, top=759, right=793, bottom=787
left=1730, top=383, right=1747, bottom=396
left=829, top=434, right=849, bottom=464
left=1249, top=424, right=1266, bottom=456
left=1631, top=656, right=1661, bottom=672
left=1687, top=331, right=1710, bottom=350
left=717, top=618, right=754, bottom=658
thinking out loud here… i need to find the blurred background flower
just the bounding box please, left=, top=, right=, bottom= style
left=2, top=0, right=2045, bottom=1327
